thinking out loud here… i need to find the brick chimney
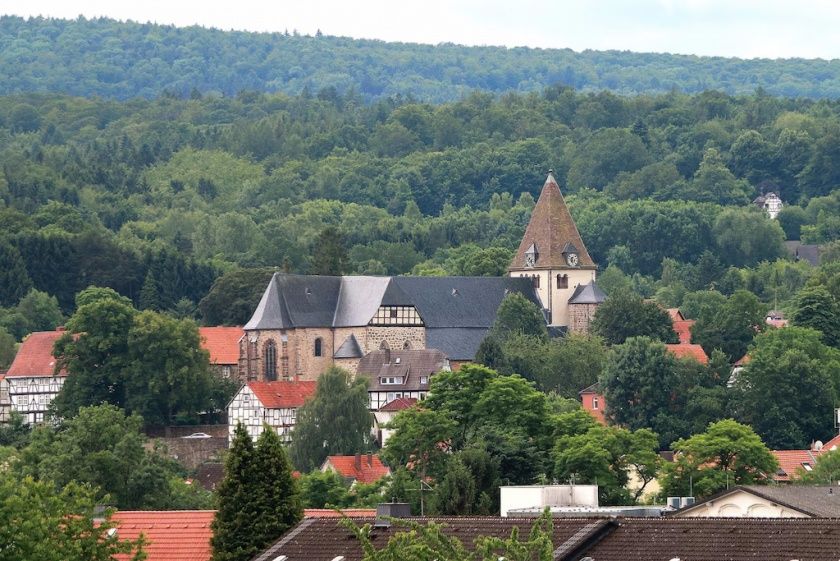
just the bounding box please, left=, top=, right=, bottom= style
left=367, top=452, right=373, bottom=467
left=354, top=453, right=362, bottom=470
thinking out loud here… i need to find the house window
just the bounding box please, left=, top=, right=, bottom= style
left=264, top=340, right=277, bottom=381
left=222, top=366, right=232, bottom=379
left=380, top=377, right=404, bottom=385
left=314, top=338, right=323, bottom=357
left=420, top=376, right=428, bottom=385
left=592, top=397, right=599, bottom=410
left=557, top=274, right=568, bottom=289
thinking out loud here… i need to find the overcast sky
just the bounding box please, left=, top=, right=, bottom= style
left=5, top=0, right=840, bottom=59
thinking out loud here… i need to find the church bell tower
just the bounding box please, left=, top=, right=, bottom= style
left=509, top=171, right=601, bottom=329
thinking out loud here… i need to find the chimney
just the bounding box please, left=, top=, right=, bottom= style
left=367, top=452, right=373, bottom=467
left=354, top=453, right=362, bottom=470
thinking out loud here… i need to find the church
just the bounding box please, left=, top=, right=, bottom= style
left=239, top=172, right=605, bottom=382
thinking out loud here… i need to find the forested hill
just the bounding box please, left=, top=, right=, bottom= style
left=3, top=16, right=840, bottom=101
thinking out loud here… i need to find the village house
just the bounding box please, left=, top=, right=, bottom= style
left=753, top=191, right=784, bottom=219
left=198, top=326, right=244, bottom=379
left=769, top=433, right=840, bottom=482
left=239, top=173, right=606, bottom=382
left=672, top=485, right=840, bottom=518
left=355, top=348, right=449, bottom=411
left=0, top=374, right=10, bottom=423
left=320, top=453, right=391, bottom=485
left=226, top=380, right=317, bottom=442
left=5, top=328, right=68, bottom=424
left=372, top=397, right=417, bottom=445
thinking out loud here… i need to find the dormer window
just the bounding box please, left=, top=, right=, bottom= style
left=381, top=376, right=404, bottom=385
left=525, top=243, right=538, bottom=268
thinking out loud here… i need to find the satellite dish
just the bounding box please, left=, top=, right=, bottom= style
left=814, top=440, right=824, bottom=451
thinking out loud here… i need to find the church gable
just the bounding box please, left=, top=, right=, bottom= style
left=510, top=172, right=596, bottom=270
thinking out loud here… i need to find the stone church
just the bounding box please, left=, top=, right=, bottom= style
left=239, top=172, right=605, bottom=382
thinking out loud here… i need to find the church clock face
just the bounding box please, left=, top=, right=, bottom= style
left=525, top=253, right=536, bottom=268
left=566, top=253, right=579, bottom=267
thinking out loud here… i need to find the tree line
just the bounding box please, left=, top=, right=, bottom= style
left=4, top=16, right=840, bottom=101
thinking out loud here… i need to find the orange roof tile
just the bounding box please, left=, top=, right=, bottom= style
left=822, top=434, right=840, bottom=452
left=672, top=319, right=695, bottom=344
left=771, top=450, right=818, bottom=482
left=379, top=397, right=418, bottom=412
left=198, top=327, right=242, bottom=365
left=665, top=343, right=709, bottom=365
left=304, top=508, right=377, bottom=518
left=667, top=308, right=685, bottom=321
left=734, top=354, right=751, bottom=367
left=6, top=330, right=67, bottom=378
left=323, top=454, right=391, bottom=484
left=248, top=381, right=317, bottom=409
left=112, top=510, right=214, bottom=561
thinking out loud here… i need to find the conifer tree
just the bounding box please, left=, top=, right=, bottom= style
left=250, top=427, right=303, bottom=552
left=211, top=424, right=258, bottom=561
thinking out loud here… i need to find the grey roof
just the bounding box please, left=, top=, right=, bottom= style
left=568, top=280, right=607, bottom=304
left=676, top=485, right=840, bottom=518
left=785, top=240, right=821, bottom=267
left=334, top=334, right=364, bottom=359
left=425, top=327, right=491, bottom=361
left=333, top=276, right=391, bottom=327
left=357, top=349, right=448, bottom=393
left=245, top=274, right=542, bottom=335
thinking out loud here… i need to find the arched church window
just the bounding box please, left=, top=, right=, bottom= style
left=264, top=340, right=277, bottom=381
left=403, top=340, right=412, bottom=350
left=532, top=274, right=540, bottom=288
left=557, top=274, right=568, bottom=289
left=380, top=340, right=390, bottom=350
left=314, top=337, right=323, bottom=357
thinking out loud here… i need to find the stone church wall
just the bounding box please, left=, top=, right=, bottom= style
left=568, top=303, right=599, bottom=333
left=365, top=326, right=426, bottom=353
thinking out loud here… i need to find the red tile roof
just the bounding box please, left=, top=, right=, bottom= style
left=323, top=454, right=391, bottom=484
left=6, top=330, right=67, bottom=378
left=112, top=510, right=214, bottom=561
left=666, top=308, right=685, bottom=321
left=822, top=434, right=840, bottom=452
left=672, top=319, right=695, bottom=344
left=248, top=381, right=317, bottom=409
left=198, top=327, right=242, bottom=365
left=379, top=397, right=418, bottom=412
left=665, top=343, right=709, bottom=364
left=734, top=354, right=751, bottom=367
left=304, top=509, right=376, bottom=518
left=771, top=449, right=818, bottom=482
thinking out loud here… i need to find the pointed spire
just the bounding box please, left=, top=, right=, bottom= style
left=509, top=172, right=595, bottom=270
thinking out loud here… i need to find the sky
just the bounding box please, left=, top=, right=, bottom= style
left=4, top=0, right=840, bottom=60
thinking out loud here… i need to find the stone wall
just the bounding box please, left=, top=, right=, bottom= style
left=365, top=326, right=425, bottom=353
left=568, top=303, right=599, bottom=334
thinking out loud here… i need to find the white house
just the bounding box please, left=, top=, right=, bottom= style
left=5, top=329, right=68, bottom=424
left=754, top=192, right=784, bottom=219
left=227, top=380, right=317, bottom=443
left=673, top=485, right=840, bottom=518
left=0, top=375, right=11, bottom=423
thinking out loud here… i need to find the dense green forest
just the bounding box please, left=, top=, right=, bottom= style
left=4, top=16, right=840, bottom=101
left=1, top=82, right=840, bottom=336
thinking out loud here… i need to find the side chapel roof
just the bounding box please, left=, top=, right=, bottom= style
left=510, top=172, right=596, bottom=270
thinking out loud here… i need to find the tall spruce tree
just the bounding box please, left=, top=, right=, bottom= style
left=211, top=424, right=258, bottom=561
left=250, top=428, right=303, bottom=552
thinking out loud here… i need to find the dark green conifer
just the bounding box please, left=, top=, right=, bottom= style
left=211, top=423, right=258, bottom=561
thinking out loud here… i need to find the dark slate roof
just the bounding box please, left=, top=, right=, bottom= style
left=676, top=485, right=840, bottom=518
left=356, top=349, right=448, bottom=392
left=568, top=280, right=607, bottom=304
left=334, top=334, right=364, bottom=359
left=245, top=274, right=542, bottom=334
left=252, top=516, right=840, bottom=561
left=785, top=240, right=822, bottom=267
left=389, top=276, right=541, bottom=328
left=425, top=328, right=491, bottom=361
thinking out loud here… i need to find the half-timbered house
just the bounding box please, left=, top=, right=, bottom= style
left=227, top=380, right=316, bottom=442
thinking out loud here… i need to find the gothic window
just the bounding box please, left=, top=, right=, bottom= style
left=557, top=274, right=568, bottom=289
left=532, top=274, right=540, bottom=288
left=264, top=340, right=277, bottom=381
left=403, top=340, right=412, bottom=350
left=314, top=337, right=323, bottom=357
left=380, top=340, right=390, bottom=350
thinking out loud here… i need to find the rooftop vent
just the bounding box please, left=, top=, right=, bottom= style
left=451, top=288, right=459, bottom=296
left=395, top=357, right=401, bottom=364
left=273, top=556, right=288, bottom=561
left=374, top=502, right=411, bottom=528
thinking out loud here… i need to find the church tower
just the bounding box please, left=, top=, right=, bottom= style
left=509, top=171, right=601, bottom=329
